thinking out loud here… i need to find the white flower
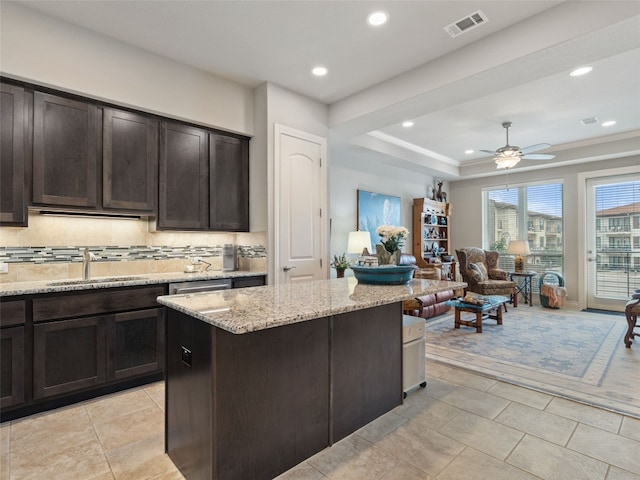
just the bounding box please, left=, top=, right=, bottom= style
left=376, top=225, right=409, bottom=252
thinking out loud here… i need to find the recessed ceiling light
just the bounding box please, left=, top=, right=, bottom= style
left=311, top=66, right=328, bottom=76
left=367, top=11, right=388, bottom=26
left=402, top=121, right=414, bottom=127
left=465, top=149, right=474, bottom=154
left=602, top=120, right=616, bottom=127
left=570, top=66, right=593, bottom=77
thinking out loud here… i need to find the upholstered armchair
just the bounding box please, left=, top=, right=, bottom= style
left=456, top=247, right=518, bottom=307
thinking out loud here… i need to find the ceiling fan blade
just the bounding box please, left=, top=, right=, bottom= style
left=523, top=153, right=555, bottom=160
left=521, top=143, right=551, bottom=154
left=479, top=149, right=497, bottom=155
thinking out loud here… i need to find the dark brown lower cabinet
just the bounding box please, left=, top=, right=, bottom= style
left=33, top=309, right=165, bottom=400
left=33, top=316, right=107, bottom=400
left=0, top=326, right=25, bottom=408
left=107, top=308, right=164, bottom=381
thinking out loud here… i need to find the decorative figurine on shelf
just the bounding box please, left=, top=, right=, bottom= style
left=435, top=180, right=447, bottom=203
left=375, top=225, right=409, bottom=265
left=426, top=184, right=435, bottom=201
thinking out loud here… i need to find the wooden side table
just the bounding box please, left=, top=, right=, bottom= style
left=509, top=271, right=536, bottom=306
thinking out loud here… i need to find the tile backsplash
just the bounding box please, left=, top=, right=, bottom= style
left=0, top=245, right=266, bottom=265
left=0, top=212, right=267, bottom=283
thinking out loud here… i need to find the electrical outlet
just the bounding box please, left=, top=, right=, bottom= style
left=191, top=256, right=202, bottom=264
left=0, top=262, right=8, bottom=274
left=181, top=346, right=192, bottom=367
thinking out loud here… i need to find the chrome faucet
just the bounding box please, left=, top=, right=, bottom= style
left=82, top=247, right=97, bottom=280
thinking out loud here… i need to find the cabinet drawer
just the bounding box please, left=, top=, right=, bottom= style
left=0, top=300, right=26, bottom=327
left=232, top=276, right=265, bottom=289
left=33, top=286, right=165, bottom=322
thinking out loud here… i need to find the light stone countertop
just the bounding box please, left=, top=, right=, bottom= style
left=157, top=277, right=467, bottom=334
left=0, top=270, right=267, bottom=297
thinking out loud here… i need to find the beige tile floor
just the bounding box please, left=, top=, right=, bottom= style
left=1, top=362, right=639, bottom=480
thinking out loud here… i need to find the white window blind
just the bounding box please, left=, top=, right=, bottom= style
left=483, top=182, right=564, bottom=282
left=593, top=179, right=640, bottom=296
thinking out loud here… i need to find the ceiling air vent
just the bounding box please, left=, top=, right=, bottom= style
left=581, top=116, right=600, bottom=126
left=444, top=10, right=489, bottom=38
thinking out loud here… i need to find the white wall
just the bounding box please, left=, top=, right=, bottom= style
left=251, top=82, right=330, bottom=255
left=328, top=157, right=436, bottom=277
left=0, top=2, right=253, bottom=135
left=449, top=155, right=640, bottom=307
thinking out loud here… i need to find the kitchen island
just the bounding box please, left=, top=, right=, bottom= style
left=157, top=276, right=466, bottom=480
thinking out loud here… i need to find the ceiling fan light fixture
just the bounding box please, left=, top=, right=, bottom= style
left=494, top=156, right=521, bottom=169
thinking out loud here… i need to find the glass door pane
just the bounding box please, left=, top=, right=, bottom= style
left=586, top=175, right=640, bottom=311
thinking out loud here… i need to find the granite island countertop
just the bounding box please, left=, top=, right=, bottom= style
left=0, top=270, right=268, bottom=297
left=157, top=277, right=466, bottom=334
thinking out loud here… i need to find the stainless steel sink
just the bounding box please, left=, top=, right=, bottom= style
left=48, top=276, right=145, bottom=286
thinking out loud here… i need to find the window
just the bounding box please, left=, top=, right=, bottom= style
left=484, top=182, right=563, bottom=277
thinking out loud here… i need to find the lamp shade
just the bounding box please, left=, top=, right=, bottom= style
left=507, top=240, right=531, bottom=256
left=507, top=240, right=530, bottom=272
left=347, top=231, right=372, bottom=255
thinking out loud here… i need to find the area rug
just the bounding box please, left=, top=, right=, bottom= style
left=424, top=306, right=640, bottom=418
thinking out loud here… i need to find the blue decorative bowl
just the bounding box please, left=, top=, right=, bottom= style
left=350, top=265, right=418, bottom=285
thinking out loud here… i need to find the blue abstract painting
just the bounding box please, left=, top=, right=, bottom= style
left=357, top=190, right=401, bottom=249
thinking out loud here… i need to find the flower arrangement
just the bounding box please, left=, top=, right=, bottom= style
left=330, top=253, right=351, bottom=270
left=376, top=225, right=409, bottom=253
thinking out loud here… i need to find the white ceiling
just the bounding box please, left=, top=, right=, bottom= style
left=15, top=0, right=640, bottom=180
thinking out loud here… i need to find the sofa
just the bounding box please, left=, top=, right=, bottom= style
left=403, top=291, right=456, bottom=319
left=400, top=253, right=455, bottom=319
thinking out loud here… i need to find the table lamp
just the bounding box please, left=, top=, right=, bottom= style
left=347, top=231, right=372, bottom=264
left=507, top=240, right=530, bottom=272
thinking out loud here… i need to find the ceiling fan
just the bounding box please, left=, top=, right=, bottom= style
left=481, top=121, right=555, bottom=169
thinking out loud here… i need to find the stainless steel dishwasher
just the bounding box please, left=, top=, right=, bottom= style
left=168, top=278, right=232, bottom=295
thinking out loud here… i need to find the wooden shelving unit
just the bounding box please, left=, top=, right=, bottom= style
left=412, top=198, right=455, bottom=280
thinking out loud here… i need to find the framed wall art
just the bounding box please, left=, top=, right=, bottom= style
left=357, top=189, right=401, bottom=249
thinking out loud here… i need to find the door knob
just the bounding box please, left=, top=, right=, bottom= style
left=283, top=266, right=296, bottom=272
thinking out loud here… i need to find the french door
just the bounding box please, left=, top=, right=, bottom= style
left=586, top=173, right=640, bottom=311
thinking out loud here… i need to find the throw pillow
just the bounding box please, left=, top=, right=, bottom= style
left=469, top=262, right=488, bottom=281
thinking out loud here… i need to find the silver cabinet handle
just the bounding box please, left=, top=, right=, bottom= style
left=283, top=266, right=296, bottom=272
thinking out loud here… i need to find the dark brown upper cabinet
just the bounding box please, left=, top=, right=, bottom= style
left=158, top=121, right=209, bottom=230
left=33, top=91, right=98, bottom=208
left=0, top=82, right=28, bottom=225
left=209, top=132, right=249, bottom=231
left=103, top=108, right=158, bottom=212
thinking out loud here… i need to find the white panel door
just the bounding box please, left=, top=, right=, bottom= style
left=275, top=125, right=326, bottom=284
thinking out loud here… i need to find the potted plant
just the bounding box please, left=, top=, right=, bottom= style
left=330, top=253, right=350, bottom=278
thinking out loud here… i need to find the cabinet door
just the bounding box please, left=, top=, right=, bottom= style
left=209, top=133, right=249, bottom=231
left=103, top=108, right=158, bottom=212
left=158, top=121, right=208, bottom=229
left=0, top=83, right=27, bottom=225
left=0, top=326, right=25, bottom=408
left=33, top=92, right=98, bottom=208
left=107, top=308, right=164, bottom=381
left=33, top=317, right=106, bottom=399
